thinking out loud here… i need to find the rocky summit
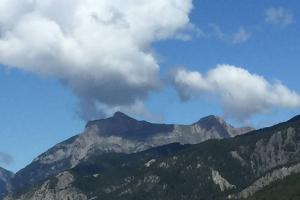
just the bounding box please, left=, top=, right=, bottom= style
left=10, top=112, right=252, bottom=193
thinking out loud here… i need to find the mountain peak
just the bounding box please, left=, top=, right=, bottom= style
left=195, top=115, right=225, bottom=125
left=85, top=112, right=135, bottom=128
left=112, top=111, right=131, bottom=119
left=84, top=111, right=173, bottom=140
left=194, top=115, right=253, bottom=137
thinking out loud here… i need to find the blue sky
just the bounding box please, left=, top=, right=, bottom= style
left=0, top=0, right=300, bottom=172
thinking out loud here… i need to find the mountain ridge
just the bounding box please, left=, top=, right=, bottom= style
left=5, top=114, right=300, bottom=200
left=9, top=112, right=253, bottom=194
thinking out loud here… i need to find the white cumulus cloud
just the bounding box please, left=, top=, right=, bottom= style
left=174, top=65, right=300, bottom=120
left=0, top=0, right=194, bottom=120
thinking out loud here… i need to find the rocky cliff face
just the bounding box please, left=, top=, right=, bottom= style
left=6, top=115, right=300, bottom=200
left=5, top=172, right=87, bottom=200
left=0, top=167, right=13, bottom=199
left=11, top=112, right=251, bottom=192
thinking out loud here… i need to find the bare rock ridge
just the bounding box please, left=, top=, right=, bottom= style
left=85, top=111, right=174, bottom=140
left=86, top=112, right=253, bottom=140
left=10, top=112, right=253, bottom=193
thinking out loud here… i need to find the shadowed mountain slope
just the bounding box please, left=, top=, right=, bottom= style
left=0, top=167, right=13, bottom=199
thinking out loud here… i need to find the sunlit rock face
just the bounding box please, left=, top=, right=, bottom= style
left=5, top=172, right=87, bottom=200
left=11, top=112, right=252, bottom=192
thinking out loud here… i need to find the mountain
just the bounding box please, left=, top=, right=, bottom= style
left=5, top=115, right=300, bottom=200
left=0, top=167, right=13, bottom=199
left=10, top=112, right=252, bottom=193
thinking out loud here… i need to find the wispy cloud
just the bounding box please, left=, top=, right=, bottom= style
left=209, top=24, right=251, bottom=44
left=175, top=23, right=206, bottom=41
left=209, top=24, right=226, bottom=41
left=265, top=7, right=293, bottom=26
left=232, top=27, right=251, bottom=44
left=204, top=7, right=294, bottom=44
left=0, top=152, right=13, bottom=165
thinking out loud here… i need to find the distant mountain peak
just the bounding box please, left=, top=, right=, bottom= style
left=85, top=112, right=136, bottom=129
left=112, top=111, right=131, bottom=119
left=192, top=115, right=232, bottom=138
left=194, top=115, right=227, bottom=127
left=85, top=112, right=173, bottom=140
left=194, top=115, right=254, bottom=137
left=197, top=115, right=224, bottom=123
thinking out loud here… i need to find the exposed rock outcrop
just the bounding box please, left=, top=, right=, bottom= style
left=5, top=172, right=86, bottom=200
left=211, top=169, right=236, bottom=191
